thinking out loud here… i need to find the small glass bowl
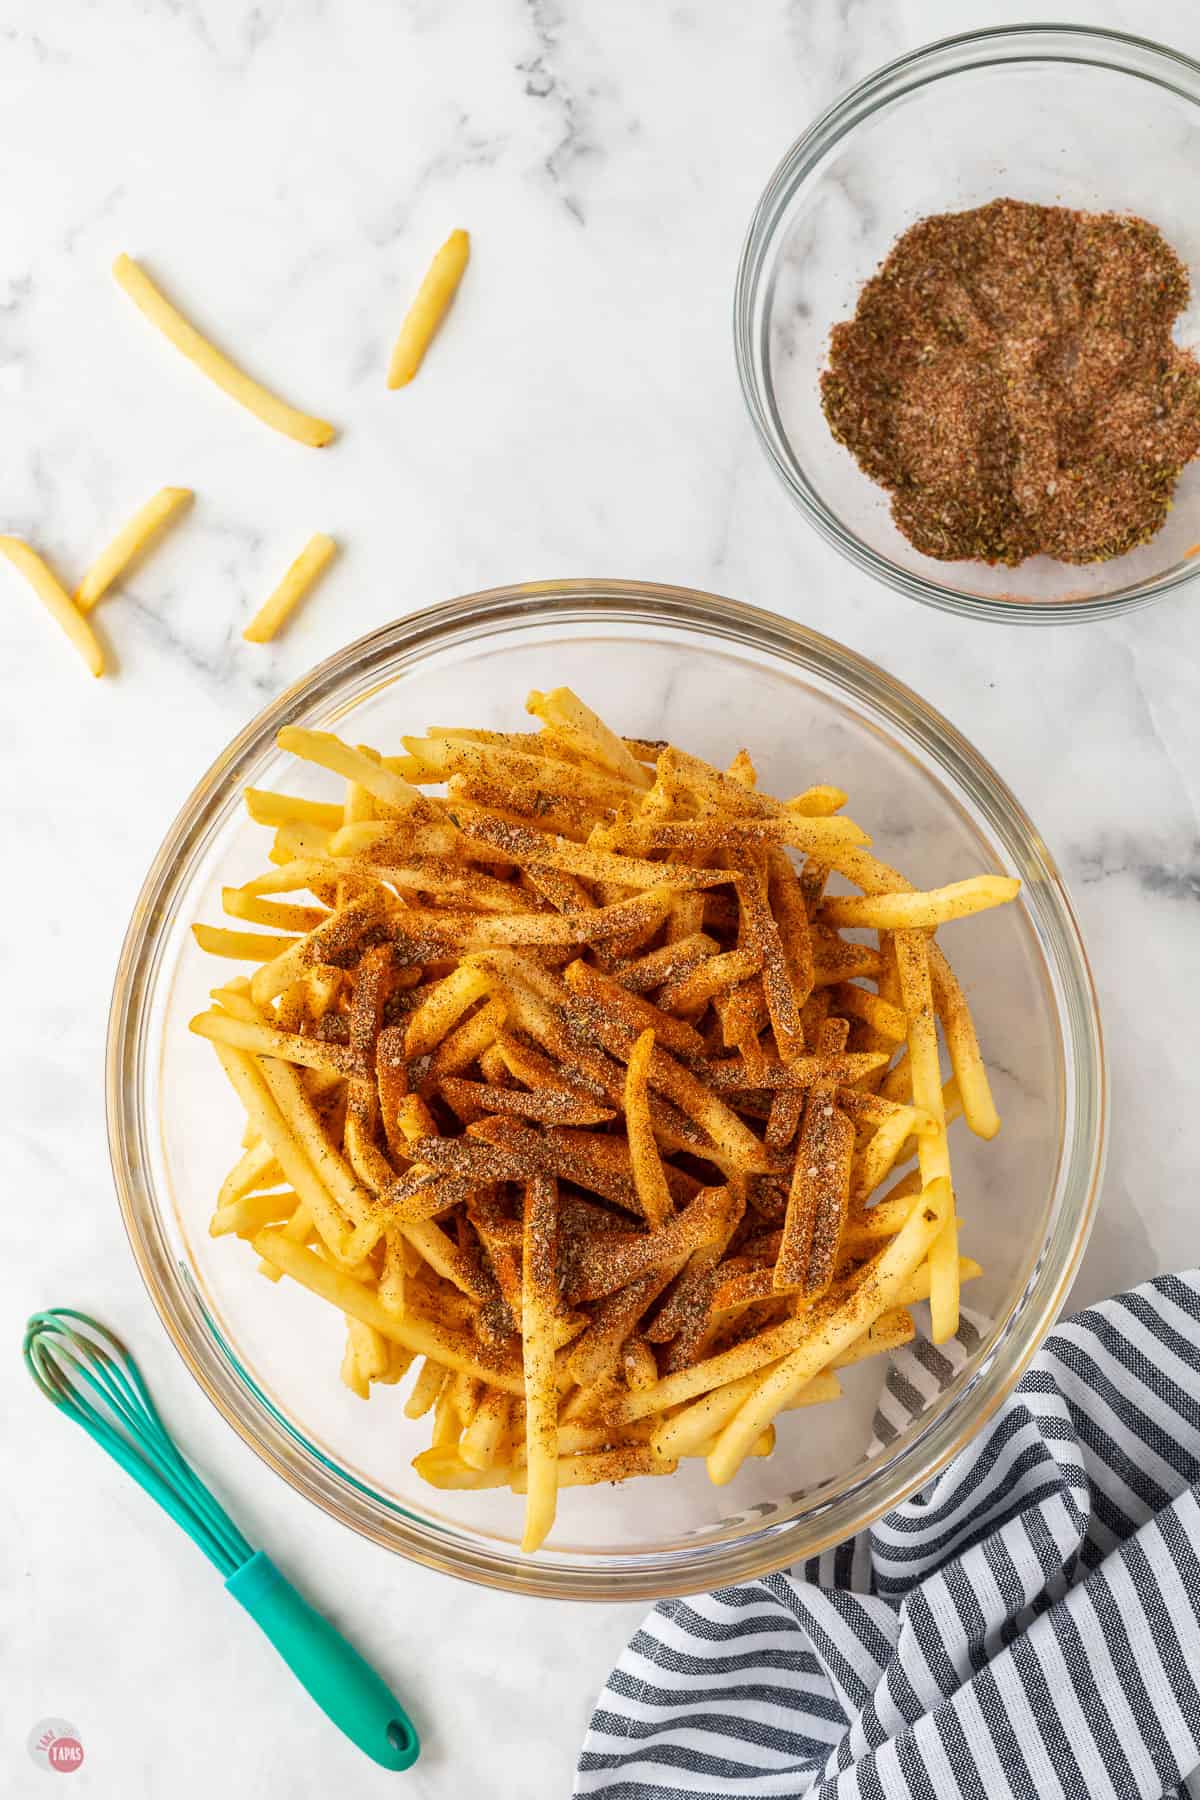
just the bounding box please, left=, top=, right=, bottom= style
left=735, top=25, right=1200, bottom=623
left=108, top=582, right=1105, bottom=1598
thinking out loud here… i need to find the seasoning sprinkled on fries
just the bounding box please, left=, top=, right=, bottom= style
left=189, top=686, right=1018, bottom=1550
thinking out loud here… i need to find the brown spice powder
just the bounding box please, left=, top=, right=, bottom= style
left=821, top=197, right=1200, bottom=565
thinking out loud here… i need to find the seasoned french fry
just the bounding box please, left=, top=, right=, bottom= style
left=512, top=1446, right=676, bottom=1492
left=624, top=1029, right=673, bottom=1229
left=387, top=229, right=470, bottom=388
left=112, top=254, right=336, bottom=446
left=615, top=813, right=869, bottom=857
left=565, top=1187, right=734, bottom=1306
left=652, top=1367, right=842, bottom=1461
left=775, top=1086, right=853, bottom=1295
left=378, top=1232, right=408, bottom=1320
left=658, top=947, right=761, bottom=1014
left=221, top=889, right=328, bottom=933
left=439, top=1076, right=614, bottom=1127
left=706, top=1177, right=952, bottom=1483
left=405, top=963, right=492, bottom=1060
left=459, top=1389, right=511, bottom=1471
left=405, top=1358, right=450, bottom=1419
left=389, top=886, right=675, bottom=953
left=520, top=1172, right=560, bottom=1552
left=276, top=728, right=423, bottom=812
left=75, top=486, right=193, bottom=612
left=249, top=892, right=385, bottom=1006
left=189, top=1008, right=358, bottom=1075
left=526, top=686, right=651, bottom=789
left=895, top=931, right=958, bottom=1343
left=460, top=812, right=727, bottom=892
left=404, top=732, right=663, bottom=805
left=428, top=996, right=507, bottom=1079
left=828, top=982, right=908, bottom=1043
left=256, top=1232, right=523, bottom=1391
left=563, top=958, right=707, bottom=1062
left=622, top=1338, right=659, bottom=1392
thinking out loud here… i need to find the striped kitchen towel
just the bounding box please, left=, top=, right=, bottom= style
left=576, top=1271, right=1200, bottom=1800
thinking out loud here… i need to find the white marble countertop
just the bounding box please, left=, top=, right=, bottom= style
left=4, top=1, right=1199, bottom=1794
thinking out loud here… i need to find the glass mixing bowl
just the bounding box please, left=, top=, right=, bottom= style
left=108, top=581, right=1105, bottom=1598
left=736, top=25, right=1200, bottom=623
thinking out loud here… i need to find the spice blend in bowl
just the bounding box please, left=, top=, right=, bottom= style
left=820, top=198, right=1200, bottom=567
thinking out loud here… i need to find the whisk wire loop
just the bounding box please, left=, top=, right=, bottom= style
left=23, top=1309, right=253, bottom=1575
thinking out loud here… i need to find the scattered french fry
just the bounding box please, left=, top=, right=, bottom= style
left=75, top=486, right=193, bottom=612
left=0, top=536, right=105, bottom=676
left=387, top=229, right=470, bottom=388
left=112, top=253, right=336, bottom=446
left=243, top=533, right=338, bottom=644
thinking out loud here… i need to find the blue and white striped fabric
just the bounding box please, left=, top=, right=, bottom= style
left=577, top=1272, right=1200, bottom=1800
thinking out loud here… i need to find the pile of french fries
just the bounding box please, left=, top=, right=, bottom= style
left=190, top=687, right=1019, bottom=1551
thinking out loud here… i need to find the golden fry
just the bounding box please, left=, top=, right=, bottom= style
left=526, top=685, right=651, bottom=788
left=277, top=728, right=423, bottom=811
left=624, top=1029, right=674, bottom=1229
left=192, top=923, right=299, bottom=961
left=706, top=1177, right=952, bottom=1483
left=189, top=1007, right=357, bottom=1075
left=75, top=486, right=192, bottom=612
left=112, top=254, right=336, bottom=446
left=894, top=931, right=958, bottom=1343
left=520, top=1172, right=560, bottom=1552
left=0, top=536, right=104, bottom=676
left=243, top=533, right=337, bottom=643
left=820, top=876, right=1021, bottom=932
left=387, top=229, right=470, bottom=388
left=256, top=1231, right=523, bottom=1391
left=244, top=788, right=346, bottom=832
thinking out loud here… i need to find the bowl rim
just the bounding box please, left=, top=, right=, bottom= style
left=734, top=21, right=1200, bottom=625
left=107, top=579, right=1107, bottom=1599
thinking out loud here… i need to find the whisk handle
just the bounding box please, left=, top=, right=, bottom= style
left=226, top=1552, right=419, bottom=1770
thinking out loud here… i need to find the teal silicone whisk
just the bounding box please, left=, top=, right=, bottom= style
left=23, top=1308, right=419, bottom=1771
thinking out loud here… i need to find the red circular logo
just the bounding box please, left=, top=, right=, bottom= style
left=48, top=1737, right=84, bottom=1773
left=27, top=1721, right=85, bottom=1776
